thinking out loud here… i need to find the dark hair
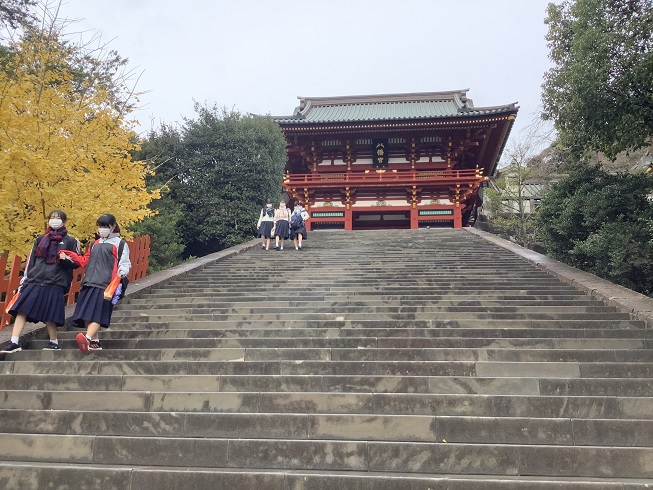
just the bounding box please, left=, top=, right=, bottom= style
left=49, top=210, right=67, bottom=222
left=96, top=213, right=117, bottom=228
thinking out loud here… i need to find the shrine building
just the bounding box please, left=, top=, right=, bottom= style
left=273, top=90, right=518, bottom=230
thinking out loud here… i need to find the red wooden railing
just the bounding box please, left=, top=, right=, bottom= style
left=285, top=169, right=486, bottom=187
left=1, top=236, right=150, bottom=328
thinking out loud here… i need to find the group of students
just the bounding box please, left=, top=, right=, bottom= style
left=1, top=211, right=131, bottom=354
left=257, top=200, right=309, bottom=251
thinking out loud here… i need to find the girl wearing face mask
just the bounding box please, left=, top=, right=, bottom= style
left=61, top=213, right=131, bottom=353
left=1, top=210, right=81, bottom=354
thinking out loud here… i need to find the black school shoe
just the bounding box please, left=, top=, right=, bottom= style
left=42, top=341, right=61, bottom=350
left=0, top=342, right=22, bottom=353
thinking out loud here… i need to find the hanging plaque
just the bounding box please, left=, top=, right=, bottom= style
left=372, top=139, right=389, bottom=168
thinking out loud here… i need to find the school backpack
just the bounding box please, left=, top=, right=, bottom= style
left=290, top=212, right=303, bottom=229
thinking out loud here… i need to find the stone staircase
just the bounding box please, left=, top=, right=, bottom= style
left=1, top=229, right=652, bottom=489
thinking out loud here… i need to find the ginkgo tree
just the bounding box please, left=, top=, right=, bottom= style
left=0, top=10, right=157, bottom=256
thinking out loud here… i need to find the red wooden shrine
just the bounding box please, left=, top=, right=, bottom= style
left=274, top=91, right=518, bottom=230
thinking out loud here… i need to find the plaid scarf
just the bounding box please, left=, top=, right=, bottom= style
left=35, top=226, right=68, bottom=264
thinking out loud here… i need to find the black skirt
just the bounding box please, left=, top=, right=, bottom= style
left=71, top=286, right=114, bottom=329
left=9, top=283, right=66, bottom=326
left=290, top=225, right=307, bottom=240
left=258, top=220, right=274, bottom=238
left=274, top=219, right=290, bottom=239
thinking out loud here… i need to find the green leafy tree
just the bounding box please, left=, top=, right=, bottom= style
left=178, top=105, right=287, bottom=257
left=542, top=0, right=653, bottom=160
left=535, top=166, right=653, bottom=295
left=131, top=123, right=186, bottom=271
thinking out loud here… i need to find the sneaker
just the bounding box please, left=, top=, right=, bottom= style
left=42, top=341, right=61, bottom=351
left=261, top=245, right=266, bottom=250
left=274, top=245, right=279, bottom=250
left=0, top=342, right=22, bottom=354
left=75, top=333, right=90, bottom=353
left=89, top=340, right=102, bottom=351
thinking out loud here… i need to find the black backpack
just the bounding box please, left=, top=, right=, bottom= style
left=290, top=212, right=303, bottom=229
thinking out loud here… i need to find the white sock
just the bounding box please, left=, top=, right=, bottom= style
left=11, top=336, right=19, bottom=344
left=49, top=339, right=58, bottom=345
left=85, top=335, right=92, bottom=341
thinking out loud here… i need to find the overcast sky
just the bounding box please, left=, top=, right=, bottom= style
left=58, top=0, right=554, bottom=145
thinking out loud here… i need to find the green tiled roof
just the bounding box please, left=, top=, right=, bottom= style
left=274, top=91, right=518, bottom=125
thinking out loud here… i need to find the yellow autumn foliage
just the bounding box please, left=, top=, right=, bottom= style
left=0, top=33, right=158, bottom=256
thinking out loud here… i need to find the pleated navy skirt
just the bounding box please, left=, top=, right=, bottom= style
left=258, top=221, right=274, bottom=238
left=9, top=283, right=66, bottom=326
left=71, top=286, right=114, bottom=329
left=274, top=219, right=290, bottom=239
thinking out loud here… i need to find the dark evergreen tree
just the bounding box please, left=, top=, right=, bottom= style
left=535, top=166, right=653, bottom=295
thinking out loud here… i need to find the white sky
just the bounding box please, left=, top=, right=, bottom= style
left=58, top=0, right=554, bottom=146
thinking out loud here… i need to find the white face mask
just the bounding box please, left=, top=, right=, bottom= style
left=98, top=227, right=111, bottom=238
left=49, top=218, right=63, bottom=230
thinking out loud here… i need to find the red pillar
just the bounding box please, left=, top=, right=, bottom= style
left=410, top=207, right=418, bottom=229
left=453, top=206, right=462, bottom=228
left=345, top=208, right=353, bottom=230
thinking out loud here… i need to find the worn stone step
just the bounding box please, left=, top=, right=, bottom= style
left=0, top=433, right=652, bottom=478
left=27, top=335, right=651, bottom=351
left=1, top=409, right=652, bottom=447
left=52, top=326, right=653, bottom=340
left=2, top=373, right=653, bottom=396
left=105, top=318, right=648, bottom=330
left=2, top=463, right=652, bottom=490
left=124, top=298, right=607, bottom=308
left=139, top=289, right=594, bottom=299
left=110, top=311, right=634, bottom=322
left=111, top=305, right=621, bottom=316
left=2, top=390, right=652, bottom=419
left=17, top=339, right=653, bottom=364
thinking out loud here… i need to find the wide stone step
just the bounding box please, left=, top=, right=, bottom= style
left=110, top=311, right=633, bottom=322
left=3, top=374, right=653, bottom=396
left=111, top=305, right=621, bottom=315
left=2, top=463, right=652, bottom=490
left=0, top=433, right=652, bottom=478
left=106, top=318, right=647, bottom=331
left=3, top=390, right=652, bottom=419
left=2, top=409, right=652, bottom=447
left=52, top=326, right=653, bottom=339
left=126, top=295, right=605, bottom=311
left=15, top=346, right=653, bottom=363
left=23, top=335, right=652, bottom=350
left=138, top=288, right=594, bottom=298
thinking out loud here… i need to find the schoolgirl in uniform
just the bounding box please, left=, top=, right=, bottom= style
left=273, top=200, right=291, bottom=251
left=61, top=213, right=131, bottom=353
left=257, top=201, right=275, bottom=251
left=1, top=210, right=80, bottom=353
left=290, top=204, right=309, bottom=251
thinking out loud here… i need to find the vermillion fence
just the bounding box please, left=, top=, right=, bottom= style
left=1, top=235, right=150, bottom=328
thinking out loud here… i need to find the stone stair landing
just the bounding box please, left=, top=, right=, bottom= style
left=1, top=229, right=652, bottom=489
